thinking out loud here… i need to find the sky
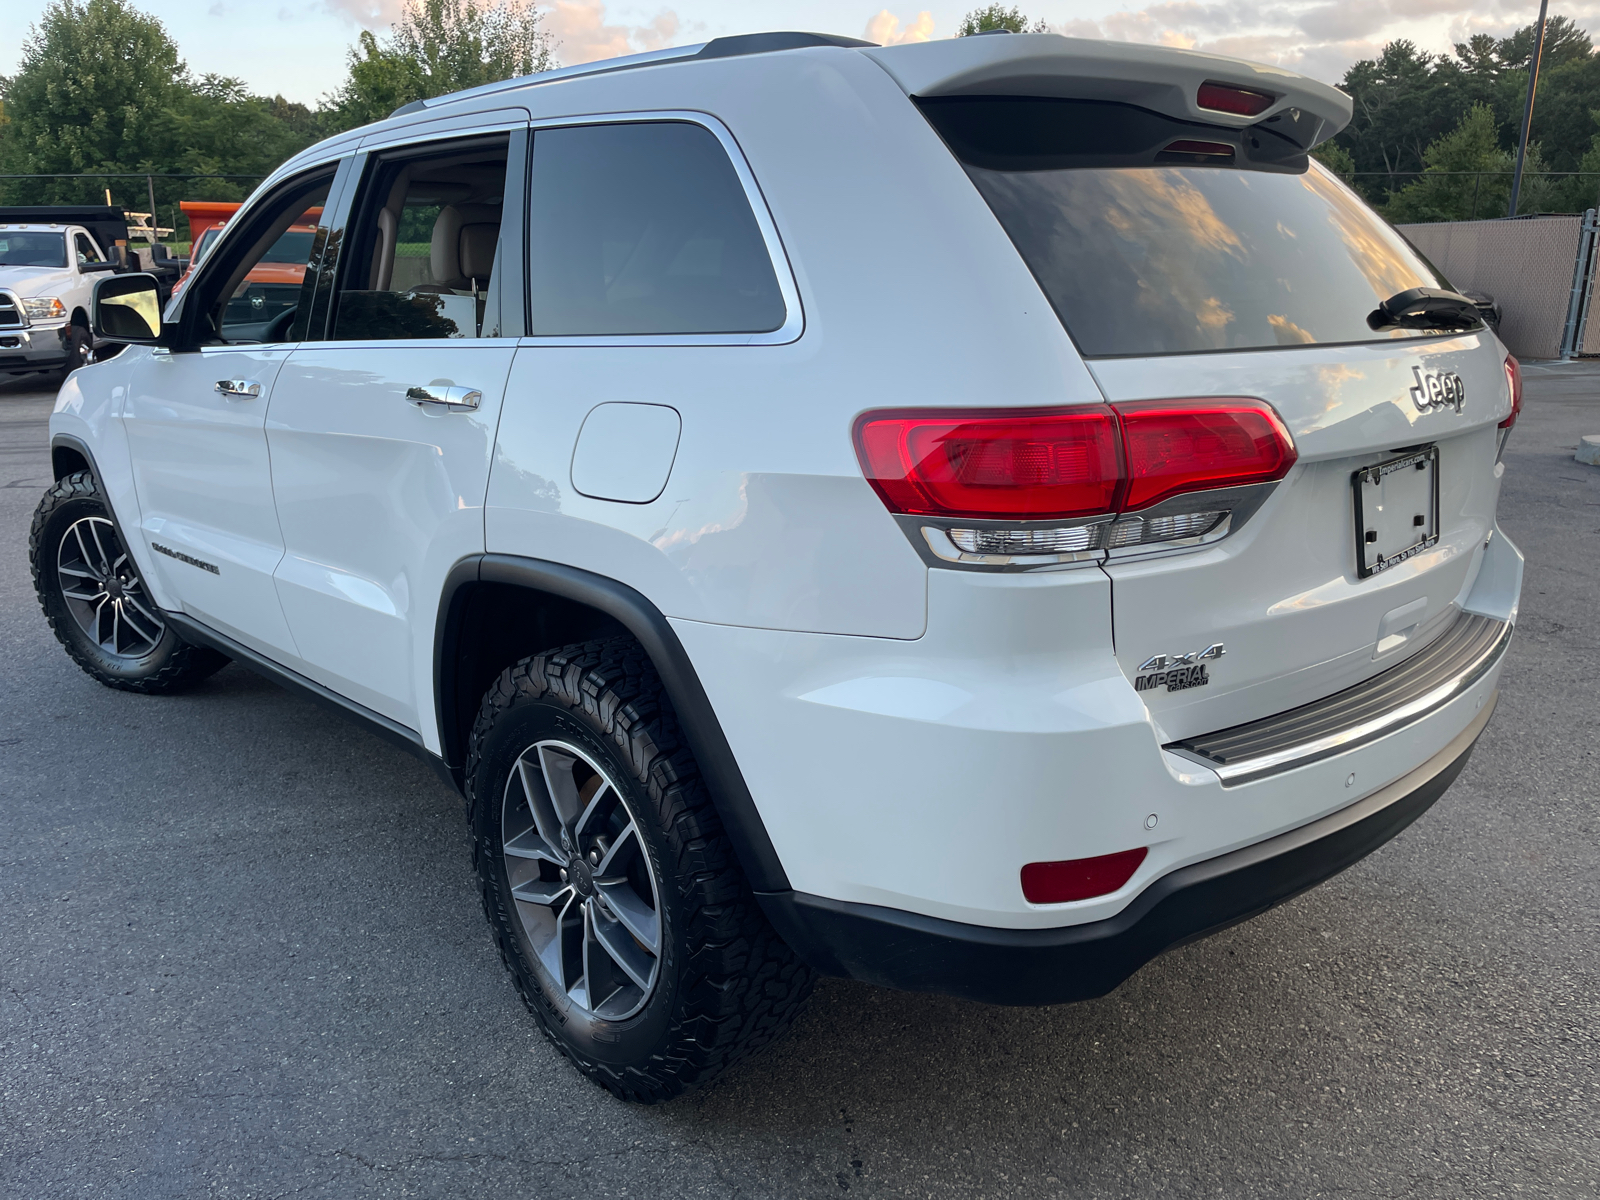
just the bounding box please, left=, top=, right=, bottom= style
left=3, top=0, right=1598, bottom=107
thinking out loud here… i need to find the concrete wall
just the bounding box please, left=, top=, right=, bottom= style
left=1398, top=215, right=1599, bottom=360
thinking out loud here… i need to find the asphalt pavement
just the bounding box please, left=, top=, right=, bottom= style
left=0, top=362, right=1596, bottom=1199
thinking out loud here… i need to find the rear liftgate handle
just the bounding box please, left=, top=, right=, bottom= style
left=215, top=379, right=262, bottom=400
left=406, top=384, right=482, bottom=412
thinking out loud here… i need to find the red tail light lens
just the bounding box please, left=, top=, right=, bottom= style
left=854, top=400, right=1295, bottom=520
left=1500, top=354, right=1522, bottom=430
left=854, top=407, right=1122, bottom=520
left=1163, top=139, right=1235, bottom=160
left=1197, top=81, right=1274, bottom=117
left=1116, top=401, right=1297, bottom=511
left=1022, top=847, right=1148, bottom=904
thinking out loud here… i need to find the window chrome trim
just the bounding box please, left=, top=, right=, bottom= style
left=514, top=110, right=804, bottom=348
left=356, top=108, right=533, bottom=153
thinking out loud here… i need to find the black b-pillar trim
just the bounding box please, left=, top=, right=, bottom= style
left=437, top=554, right=792, bottom=894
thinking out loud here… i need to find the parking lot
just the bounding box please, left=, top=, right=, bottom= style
left=0, top=363, right=1596, bottom=1199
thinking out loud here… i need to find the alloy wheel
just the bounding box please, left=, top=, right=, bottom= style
left=56, top=516, right=165, bottom=657
left=501, top=739, right=664, bottom=1020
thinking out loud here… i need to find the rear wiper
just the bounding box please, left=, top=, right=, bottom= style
left=1367, top=287, right=1483, bottom=332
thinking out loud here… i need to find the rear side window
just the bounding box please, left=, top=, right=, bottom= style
left=527, top=121, right=786, bottom=336
left=921, top=97, right=1447, bottom=358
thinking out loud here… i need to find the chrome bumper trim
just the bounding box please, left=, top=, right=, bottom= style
left=1167, top=611, right=1512, bottom=786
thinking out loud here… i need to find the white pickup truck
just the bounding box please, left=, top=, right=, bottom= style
left=0, top=207, right=141, bottom=385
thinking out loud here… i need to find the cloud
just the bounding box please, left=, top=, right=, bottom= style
left=316, top=0, right=681, bottom=63
left=864, top=10, right=935, bottom=45
left=1030, top=0, right=1600, bottom=83
left=544, top=0, right=679, bottom=64
left=320, top=0, right=404, bottom=28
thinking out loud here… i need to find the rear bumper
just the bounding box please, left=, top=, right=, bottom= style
left=758, top=695, right=1492, bottom=1006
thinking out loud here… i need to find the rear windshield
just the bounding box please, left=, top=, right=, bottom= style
left=923, top=98, right=1447, bottom=358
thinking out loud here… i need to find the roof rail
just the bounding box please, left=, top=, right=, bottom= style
left=389, top=31, right=878, bottom=118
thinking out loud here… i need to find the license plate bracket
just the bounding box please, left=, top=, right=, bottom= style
left=1352, top=446, right=1439, bottom=579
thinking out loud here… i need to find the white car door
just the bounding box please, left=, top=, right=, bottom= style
left=122, top=164, right=342, bottom=656
left=265, top=128, right=526, bottom=733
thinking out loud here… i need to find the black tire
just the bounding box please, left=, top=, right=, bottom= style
left=466, top=638, right=813, bottom=1103
left=30, top=471, right=229, bottom=693
left=59, top=323, right=92, bottom=383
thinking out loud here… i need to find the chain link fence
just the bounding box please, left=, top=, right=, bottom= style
left=1399, top=214, right=1600, bottom=359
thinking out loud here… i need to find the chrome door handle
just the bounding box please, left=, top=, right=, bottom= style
left=215, top=379, right=262, bottom=399
left=407, top=384, right=482, bottom=411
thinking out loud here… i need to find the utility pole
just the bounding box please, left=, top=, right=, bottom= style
left=1509, top=0, right=1550, bottom=218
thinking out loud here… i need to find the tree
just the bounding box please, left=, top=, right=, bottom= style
left=1312, top=141, right=1357, bottom=181
left=1497, top=14, right=1593, bottom=71
left=0, top=0, right=318, bottom=218
left=957, top=5, right=1047, bottom=36
left=322, top=0, right=554, bottom=133
left=1384, top=104, right=1551, bottom=223
left=0, top=0, right=189, bottom=205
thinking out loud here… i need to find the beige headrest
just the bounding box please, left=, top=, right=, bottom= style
left=459, top=224, right=498, bottom=281
left=430, top=203, right=501, bottom=286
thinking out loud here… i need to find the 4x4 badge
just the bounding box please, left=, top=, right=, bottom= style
left=1409, top=366, right=1465, bottom=413
left=1135, top=643, right=1224, bottom=693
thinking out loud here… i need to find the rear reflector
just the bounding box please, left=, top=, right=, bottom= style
left=1117, top=401, right=1297, bottom=510
left=853, top=407, right=1121, bottom=520
left=855, top=400, right=1295, bottom=521
left=1022, top=847, right=1148, bottom=904
left=1196, top=81, right=1274, bottom=117
left=1500, top=353, right=1522, bottom=429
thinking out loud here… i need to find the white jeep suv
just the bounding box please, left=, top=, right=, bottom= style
left=32, top=32, right=1523, bottom=1102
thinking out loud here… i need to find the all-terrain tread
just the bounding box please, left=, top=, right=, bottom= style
left=29, top=470, right=226, bottom=694
left=465, top=638, right=813, bottom=1102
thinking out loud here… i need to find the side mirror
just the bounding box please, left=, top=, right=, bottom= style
left=92, top=273, right=164, bottom=344
left=79, top=260, right=119, bottom=274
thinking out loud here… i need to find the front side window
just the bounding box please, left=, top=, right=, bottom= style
left=332, top=138, right=510, bottom=340
left=192, top=226, right=221, bottom=267
left=527, top=121, right=786, bottom=336
left=921, top=97, right=1449, bottom=358
left=189, top=170, right=333, bottom=345
left=74, top=233, right=104, bottom=264
left=0, top=232, right=67, bottom=268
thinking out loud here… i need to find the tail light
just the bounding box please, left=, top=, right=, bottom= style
left=854, top=399, right=1296, bottom=561
left=1161, top=139, right=1235, bottom=161
left=1118, top=401, right=1296, bottom=510
left=1500, top=354, right=1521, bottom=430
left=853, top=408, right=1120, bottom=520
left=1203, top=81, right=1273, bottom=117
left=1197, top=81, right=1274, bottom=117
left=1022, top=847, right=1148, bottom=904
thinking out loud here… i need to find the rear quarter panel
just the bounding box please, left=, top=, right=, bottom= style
left=484, top=48, right=1105, bottom=637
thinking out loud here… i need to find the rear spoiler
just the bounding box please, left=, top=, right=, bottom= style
left=865, top=34, right=1352, bottom=151
left=0, top=205, right=131, bottom=257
